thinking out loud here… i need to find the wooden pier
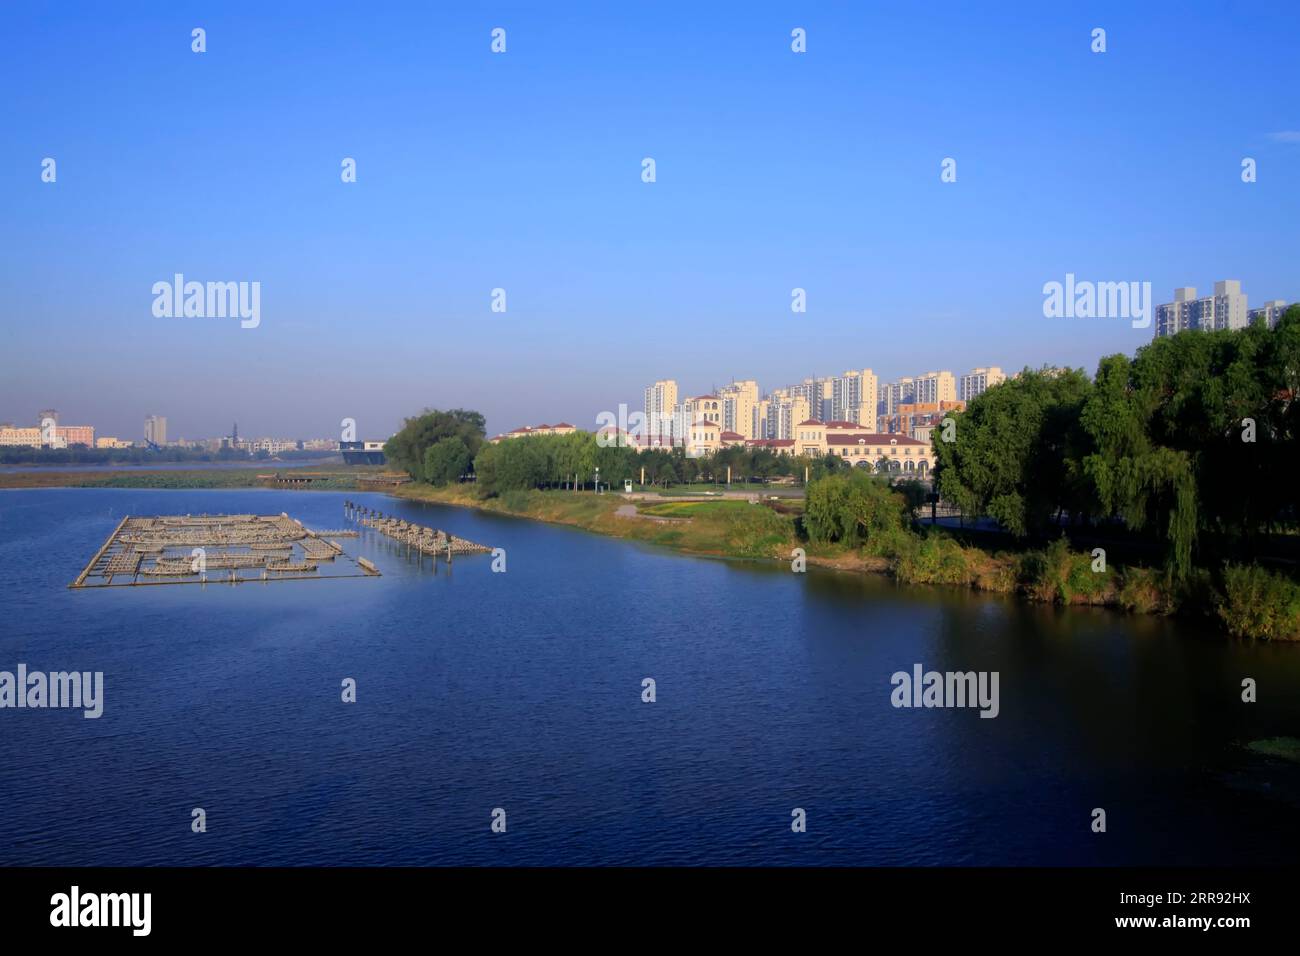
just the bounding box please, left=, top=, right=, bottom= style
left=344, top=500, right=492, bottom=562
left=69, top=513, right=380, bottom=588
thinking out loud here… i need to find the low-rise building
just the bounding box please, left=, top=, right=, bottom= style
left=826, top=432, right=932, bottom=474
left=686, top=419, right=721, bottom=457
left=489, top=422, right=577, bottom=443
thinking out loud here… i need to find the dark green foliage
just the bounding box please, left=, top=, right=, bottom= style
left=422, top=437, right=473, bottom=486
left=385, top=409, right=486, bottom=481
left=1217, top=564, right=1300, bottom=640
left=803, top=470, right=909, bottom=546
left=934, top=367, right=1094, bottom=537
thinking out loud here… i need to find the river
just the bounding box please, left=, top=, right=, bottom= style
left=1, top=488, right=1297, bottom=865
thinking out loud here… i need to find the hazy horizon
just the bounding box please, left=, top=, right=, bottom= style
left=3, top=1, right=1297, bottom=440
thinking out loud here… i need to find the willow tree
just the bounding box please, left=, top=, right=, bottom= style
left=933, top=367, right=1094, bottom=536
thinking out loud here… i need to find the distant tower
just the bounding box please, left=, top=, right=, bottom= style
left=144, top=414, right=167, bottom=446
left=37, top=408, right=58, bottom=427
left=232, top=422, right=239, bottom=445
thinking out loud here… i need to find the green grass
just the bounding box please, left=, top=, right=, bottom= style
left=637, top=499, right=756, bottom=518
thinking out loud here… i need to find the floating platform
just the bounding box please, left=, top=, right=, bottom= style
left=343, top=500, right=493, bottom=560
left=69, top=513, right=381, bottom=588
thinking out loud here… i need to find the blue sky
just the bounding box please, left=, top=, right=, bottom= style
left=2, top=1, right=1297, bottom=441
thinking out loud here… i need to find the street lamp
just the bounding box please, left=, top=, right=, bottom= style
left=594, top=467, right=600, bottom=494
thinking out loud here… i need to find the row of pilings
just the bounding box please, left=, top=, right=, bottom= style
left=344, top=500, right=492, bottom=562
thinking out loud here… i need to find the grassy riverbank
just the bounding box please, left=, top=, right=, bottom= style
left=394, top=483, right=1300, bottom=641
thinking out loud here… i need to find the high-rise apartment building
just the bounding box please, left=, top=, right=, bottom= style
left=643, top=380, right=678, bottom=441
left=958, top=367, right=1005, bottom=402
left=144, top=414, right=167, bottom=446
left=1153, top=280, right=1249, bottom=338
left=879, top=377, right=915, bottom=418
left=913, top=371, right=956, bottom=405
left=1249, top=300, right=1289, bottom=328
left=718, top=380, right=759, bottom=439
left=831, top=369, right=879, bottom=432
left=776, top=395, right=811, bottom=440
left=786, top=378, right=832, bottom=422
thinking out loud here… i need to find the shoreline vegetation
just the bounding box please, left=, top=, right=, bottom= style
left=392, top=481, right=1297, bottom=641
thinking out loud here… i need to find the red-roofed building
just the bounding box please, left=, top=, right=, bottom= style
left=488, top=422, right=578, bottom=444
left=825, top=432, right=932, bottom=474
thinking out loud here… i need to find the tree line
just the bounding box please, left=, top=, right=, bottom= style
left=934, top=306, right=1300, bottom=579
left=385, top=409, right=868, bottom=493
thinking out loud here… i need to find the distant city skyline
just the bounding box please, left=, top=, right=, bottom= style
left=3, top=2, right=1296, bottom=440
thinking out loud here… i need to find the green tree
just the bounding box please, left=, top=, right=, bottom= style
left=804, top=471, right=909, bottom=546
left=422, top=437, right=473, bottom=486
left=385, top=409, right=486, bottom=480
left=934, top=367, right=1094, bottom=536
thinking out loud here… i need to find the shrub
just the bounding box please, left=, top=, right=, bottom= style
left=973, top=554, right=1018, bottom=593
left=1117, top=566, right=1169, bottom=615
left=722, top=506, right=793, bottom=559
left=892, top=534, right=973, bottom=586
left=804, top=472, right=909, bottom=547
left=1216, top=564, right=1300, bottom=640
left=1018, top=537, right=1113, bottom=604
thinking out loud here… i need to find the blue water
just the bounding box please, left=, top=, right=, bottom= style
left=2, top=488, right=1299, bottom=866
left=0, top=459, right=335, bottom=473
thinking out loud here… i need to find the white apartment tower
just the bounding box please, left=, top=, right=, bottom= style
left=144, top=414, right=167, bottom=446
left=913, top=371, right=956, bottom=405
left=1153, top=280, right=1249, bottom=338
left=1249, top=300, right=1289, bottom=328
left=831, top=369, right=878, bottom=431
left=718, top=380, right=759, bottom=438
left=958, top=367, right=1005, bottom=402
left=643, top=380, right=678, bottom=441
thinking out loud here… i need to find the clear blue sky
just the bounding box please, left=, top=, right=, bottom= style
left=2, top=1, right=1297, bottom=441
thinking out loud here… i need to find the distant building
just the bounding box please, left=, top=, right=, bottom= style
left=830, top=369, right=879, bottom=432
left=57, top=424, right=95, bottom=447
left=685, top=418, right=721, bottom=457
left=958, top=367, right=1005, bottom=402
left=883, top=401, right=965, bottom=436
left=794, top=419, right=826, bottom=457
left=879, top=377, right=915, bottom=418
left=718, top=380, right=759, bottom=439
left=1249, top=300, right=1289, bottom=328
left=488, top=422, right=577, bottom=443
left=913, top=371, right=957, bottom=405
left=0, top=426, right=43, bottom=447
left=643, top=380, right=679, bottom=443
left=96, top=436, right=133, bottom=449
left=340, top=440, right=386, bottom=465
left=144, top=415, right=167, bottom=446
left=1153, top=280, right=1249, bottom=338
left=671, top=396, right=721, bottom=442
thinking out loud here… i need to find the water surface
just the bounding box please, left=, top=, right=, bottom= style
left=1, top=488, right=1298, bottom=865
